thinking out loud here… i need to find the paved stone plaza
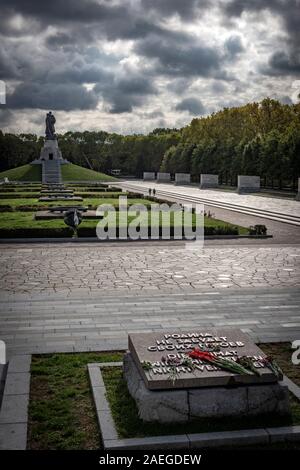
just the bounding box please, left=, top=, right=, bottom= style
left=0, top=243, right=299, bottom=297
left=0, top=242, right=299, bottom=357
left=1, top=181, right=300, bottom=358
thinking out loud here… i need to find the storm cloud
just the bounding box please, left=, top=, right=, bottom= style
left=0, top=0, right=298, bottom=134
left=8, top=82, right=99, bottom=111
left=175, top=98, right=206, bottom=116
left=222, top=0, right=300, bottom=77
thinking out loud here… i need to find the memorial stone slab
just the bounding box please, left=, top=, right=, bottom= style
left=237, top=175, right=260, bottom=193
left=175, top=173, right=191, bottom=185
left=143, top=172, right=156, bottom=181
left=200, top=174, right=219, bottom=189
left=157, top=172, right=171, bottom=182
left=128, top=329, right=277, bottom=390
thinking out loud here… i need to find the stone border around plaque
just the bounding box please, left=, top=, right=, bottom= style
left=88, top=362, right=300, bottom=450
left=124, top=352, right=290, bottom=422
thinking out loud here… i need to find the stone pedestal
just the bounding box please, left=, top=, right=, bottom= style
left=143, top=172, right=156, bottom=181
left=175, top=173, right=191, bottom=185
left=123, top=353, right=290, bottom=423
left=40, top=139, right=63, bottom=161
left=157, top=172, right=171, bottom=183
left=200, top=174, right=219, bottom=189
left=296, top=178, right=300, bottom=201
left=237, top=175, right=260, bottom=194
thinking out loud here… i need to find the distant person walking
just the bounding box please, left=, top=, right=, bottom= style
left=148, top=188, right=152, bottom=196
left=153, top=188, right=156, bottom=196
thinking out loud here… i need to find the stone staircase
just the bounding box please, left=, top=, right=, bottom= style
left=42, top=160, right=62, bottom=184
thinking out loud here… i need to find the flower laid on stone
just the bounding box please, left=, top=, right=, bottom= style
left=161, top=356, right=182, bottom=384
left=261, top=355, right=283, bottom=379
left=160, top=356, right=196, bottom=384
left=141, top=360, right=153, bottom=371
left=188, top=348, right=253, bottom=376
left=181, top=356, right=196, bottom=370
left=236, top=356, right=260, bottom=375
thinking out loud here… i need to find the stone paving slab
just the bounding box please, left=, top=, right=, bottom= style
left=0, top=242, right=299, bottom=357
left=0, top=355, right=31, bottom=449
left=0, top=244, right=299, bottom=298
left=1, top=288, right=299, bottom=356
left=4, top=373, right=30, bottom=396
left=0, top=423, right=27, bottom=450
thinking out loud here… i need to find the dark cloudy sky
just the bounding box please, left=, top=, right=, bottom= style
left=0, top=0, right=299, bottom=135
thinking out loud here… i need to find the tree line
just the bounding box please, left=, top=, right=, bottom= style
left=0, top=98, right=299, bottom=188
left=0, top=128, right=180, bottom=177
left=161, top=99, right=300, bottom=189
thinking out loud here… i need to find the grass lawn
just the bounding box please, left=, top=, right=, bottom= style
left=0, top=183, right=249, bottom=236
left=0, top=211, right=247, bottom=234
left=61, top=163, right=117, bottom=182
left=102, top=369, right=300, bottom=439
left=28, top=352, right=123, bottom=450
left=28, top=343, right=300, bottom=450
left=0, top=196, right=149, bottom=208
left=0, top=164, right=41, bottom=181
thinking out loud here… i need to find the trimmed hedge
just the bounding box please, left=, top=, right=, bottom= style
left=0, top=227, right=74, bottom=238
left=71, top=187, right=122, bottom=192
left=0, top=225, right=241, bottom=238
left=0, top=194, right=40, bottom=199
left=0, top=205, right=14, bottom=212
left=74, top=191, right=145, bottom=199
left=0, top=188, right=42, bottom=193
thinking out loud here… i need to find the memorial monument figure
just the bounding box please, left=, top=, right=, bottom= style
left=39, top=111, right=63, bottom=161
left=30, top=112, right=69, bottom=183
left=45, top=111, right=56, bottom=140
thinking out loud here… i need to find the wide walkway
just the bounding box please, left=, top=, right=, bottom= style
left=119, top=180, right=300, bottom=219
left=116, top=180, right=300, bottom=244
left=0, top=242, right=299, bottom=357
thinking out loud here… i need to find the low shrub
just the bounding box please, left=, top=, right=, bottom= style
left=0, top=194, right=39, bottom=199
left=248, top=224, right=267, bottom=235
left=204, top=225, right=239, bottom=236
left=0, top=187, right=41, bottom=193
left=0, top=205, right=13, bottom=212
left=0, top=224, right=242, bottom=238
left=0, top=227, right=73, bottom=238
left=74, top=192, right=126, bottom=198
